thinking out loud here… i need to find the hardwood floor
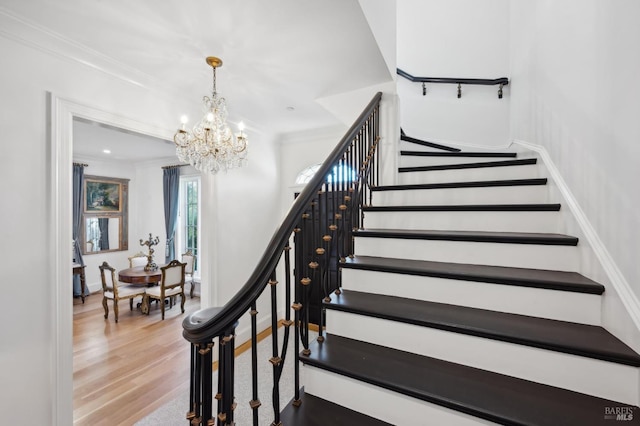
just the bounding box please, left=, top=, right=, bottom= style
left=73, top=291, right=201, bottom=426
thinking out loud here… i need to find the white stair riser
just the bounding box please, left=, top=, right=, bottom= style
left=363, top=210, right=562, bottom=233
left=354, top=237, right=580, bottom=272
left=325, top=311, right=639, bottom=405
left=400, top=155, right=520, bottom=168
left=398, top=164, right=540, bottom=185
left=341, top=268, right=601, bottom=325
left=303, top=365, right=496, bottom=426
left=373, top=185, right=549, bottom=206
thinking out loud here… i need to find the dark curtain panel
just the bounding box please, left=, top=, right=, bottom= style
left=73, top=164, right=85, bottom=296
left=163, top=167, right=180, bottom=263
left=98, top=218, right=110, bottom=250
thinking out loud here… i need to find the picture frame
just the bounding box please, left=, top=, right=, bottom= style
left=82, top=175, right=129, bottom=255
left=84, top=177, right=122, bottom=212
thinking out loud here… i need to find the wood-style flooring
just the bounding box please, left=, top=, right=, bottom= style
left=73, top=291, right=201, bottom=426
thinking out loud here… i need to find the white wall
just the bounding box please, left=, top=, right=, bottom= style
left=509, top=0, right=640, bottom=347
left=203, top=128, right=282, bottom=344
left=397, top=0, right=510, bottom=146
left=0, top=28, right=281, bottom=425
left=359, top=0, right=397, bottom=78
left=279, top=126, right=347, bottom=206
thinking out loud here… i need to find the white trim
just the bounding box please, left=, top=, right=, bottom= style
left=513, top=139, right=640, bottom=331
left=0, top=7, right=182, bottom=98
left=49, top=94, right=179, bottom=425
left=400, top=134, right=513, bottom=152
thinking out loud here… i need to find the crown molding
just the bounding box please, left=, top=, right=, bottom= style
left=0, top=6, right=183, bottom=98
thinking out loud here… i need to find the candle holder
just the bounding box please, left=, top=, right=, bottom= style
left=139, top=233, right=160, bottom=271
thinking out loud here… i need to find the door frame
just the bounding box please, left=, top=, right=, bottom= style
left=49, top=93, right=175, bottom=425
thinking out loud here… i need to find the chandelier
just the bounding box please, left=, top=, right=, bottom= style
left=174, top=56, right=248, bottom=173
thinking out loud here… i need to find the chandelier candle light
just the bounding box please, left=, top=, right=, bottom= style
left=174, top=56, right=248, bottom=173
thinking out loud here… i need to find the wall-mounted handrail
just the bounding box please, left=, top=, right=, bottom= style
left=397, top=68, right=509, bottom=98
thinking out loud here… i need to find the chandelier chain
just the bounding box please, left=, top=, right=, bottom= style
left=212, top=65, right=217, bottom=97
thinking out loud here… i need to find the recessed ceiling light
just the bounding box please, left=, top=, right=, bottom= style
left=103, top=149, right=111, bottom=154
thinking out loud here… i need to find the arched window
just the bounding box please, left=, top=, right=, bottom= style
left=295, top=163, right=357, bottom=185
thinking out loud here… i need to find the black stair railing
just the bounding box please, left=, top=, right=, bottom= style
left=397, top=68, right=509, bottom=98
left=182, top=92, right=382, bottom=425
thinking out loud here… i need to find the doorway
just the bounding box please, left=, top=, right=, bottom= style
left=50, top=94, right=196, bottom=425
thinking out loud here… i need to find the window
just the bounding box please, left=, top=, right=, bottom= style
left=295, top=163, right=356, bottom=185
left=178, top=176, right=200, bottom=272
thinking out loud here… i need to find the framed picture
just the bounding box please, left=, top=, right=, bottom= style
left=82, top=175, right=129, bottom=255
left=84, top=177, right=122, bottom=212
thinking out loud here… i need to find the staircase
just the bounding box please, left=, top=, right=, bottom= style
left=280, top=134, right=640, bottom=425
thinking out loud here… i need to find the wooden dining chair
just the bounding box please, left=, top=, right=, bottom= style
left=128, top=251, right=148, bottom=268
left=181, top=250, right=196, bottom=298
left=99, top=261, right=147, bottom=323
left=144, top=259, right=186, bottom=320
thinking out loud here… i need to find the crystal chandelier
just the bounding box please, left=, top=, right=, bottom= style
left=174, top=56, right=248, bottom=173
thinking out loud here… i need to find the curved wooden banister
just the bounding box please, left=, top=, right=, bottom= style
left=182, top=91, right=383, bottom=343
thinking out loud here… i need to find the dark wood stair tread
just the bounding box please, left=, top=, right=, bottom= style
left=343, top=255, right=604, bottom=294
left=301, top=334, right=640, bottom=426
left=401, top=150, right=517, bottom=157
left=399, top=158, right=537, bottom=173
left=325, top=290, right=640, bottom=366
left=353, top=229, right=578, bottom=245
left=363, top=203, right=561, bottom=212
left=372, top=178, right=548, bottom=191
left=401, top=134, right=461, bottom=152
left=280, top=387, right=392, bottom=426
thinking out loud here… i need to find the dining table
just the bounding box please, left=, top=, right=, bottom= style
left=118, top=266, right=162, bottom=287
left=118, top=266, right=163, bottom=314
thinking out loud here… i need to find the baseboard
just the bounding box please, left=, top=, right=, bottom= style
left=402, top=135, right=513, bottom=152
left=513, top=139, right=640, bottom=347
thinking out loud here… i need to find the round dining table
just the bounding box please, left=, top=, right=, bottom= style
left=118, top=266, right=162, bottom=286
left=118, top=266, right=163, bottom=314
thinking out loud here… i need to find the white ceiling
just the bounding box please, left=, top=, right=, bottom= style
left=73, top=118, right=176, bottom=164
left=2, top=0, right=392, bottom=161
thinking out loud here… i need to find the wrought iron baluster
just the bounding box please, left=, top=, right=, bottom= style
left=217, top=340, right=224, bottom=423
left=219, top=327, right=237, bottom=425
left=269, top=271, right=282, bottom=426
left=250, top=302, right=260, bottom=426
left=200, top=342, right=214, bottom=424
left=291, top=229, right=303, bottom=407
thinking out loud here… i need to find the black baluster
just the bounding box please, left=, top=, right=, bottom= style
left=200, top=342, right=214, bottom=424
left=269, top=271, right=282, bottom=426
left=186, top=342, right=201, bottom=425
left=250, top=302, right=260, bottom=426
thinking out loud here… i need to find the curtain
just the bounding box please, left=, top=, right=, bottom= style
left=98, top=218, right=109, bottom=250
left=163, top=167, right=180, bottom=263
left=73, top=164, right=85, bottom=296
